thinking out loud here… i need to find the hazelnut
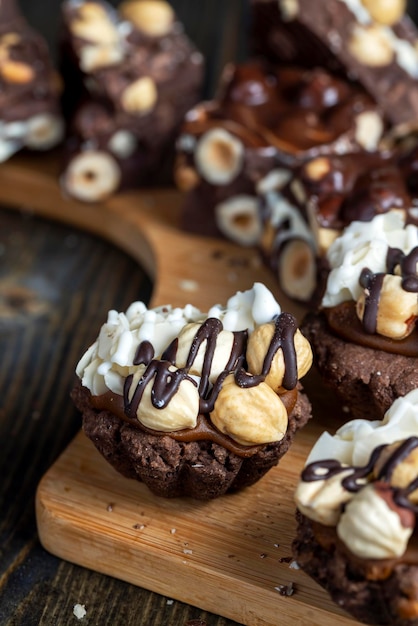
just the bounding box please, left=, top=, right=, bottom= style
left=361, top=0, right=406, bottom=26
left=119, top=0, right=175, bottom=37
left=79, top=44, right=123, bottom=72
left=354, top=111, right=384, bottom=152
left=348, top=24, right=394, bottom=67
left=279, top=0, right=299, bottom=21
left=194, top=128, right=244, bottom=185
left=304, top=157, right=331, bottom=181
left=61, top=150, right=122, bottom=203
left=356, top=274, right=418, bottom=339
left=215, top=195, right=263, bottom=246
left=374, top=440, right=418, bottom=503
left=337, top=482, right=414, bottom=559
left=246, top=323, right=312, bottom=392
left=173, top=156, right=200, bottom=192
left=0, top=60, right=35, bottom=84
left=108, top=130, right=137, bottom=159
left=210, top=374, right=288, bottom=446
left=174, top=322, right=235, bottom=384
left=126, top=365, right=199, bottom=431
left=256, top=168, right=292, bottom=195
left=71, top=3, right=120, bottom=46
left=121, top=76, right=158, bottom=115
left=277, top=239, right=317, bottom=302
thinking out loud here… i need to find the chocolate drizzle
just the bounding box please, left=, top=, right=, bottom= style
left=124, top=314, right=299, bottom=420
left=302, top=436, right=418, bottom=515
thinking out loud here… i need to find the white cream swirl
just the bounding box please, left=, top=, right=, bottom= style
left=322, top=211, right=418, bottom=308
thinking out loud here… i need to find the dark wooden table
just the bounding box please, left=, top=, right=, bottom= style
left=0, top=205, right=242, bottom=626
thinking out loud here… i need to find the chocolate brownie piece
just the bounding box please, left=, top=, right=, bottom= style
left=293, top=511, right=418, bottom=626
left=0, top=0, right=63, bottom=160
left=301, top=310, right=418, bottom=420
left=72, top=380, right=311, bottom=499
left=175, top=59, right=384, bottom=247
left=251, top=0, right=418, bottom=127
left=60, top=0, right=204, bottom=201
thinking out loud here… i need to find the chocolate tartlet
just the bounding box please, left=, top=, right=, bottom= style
left=302, top=210, right=418, bottom=420
left=72, top=283, right=313, bottom=499
left=294, top=389, right=418, bottom=625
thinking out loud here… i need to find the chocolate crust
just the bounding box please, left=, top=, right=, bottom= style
left=71, top=380, right=311, bottom=500
left=301, top=311, right=418, bottom=421
left=293, top=511, right=418, bottom=625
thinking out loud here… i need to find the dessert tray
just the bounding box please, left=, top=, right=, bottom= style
left=0, top=156, right=357, bottom=626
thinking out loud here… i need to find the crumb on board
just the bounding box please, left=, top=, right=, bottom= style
left=73, top=604, right=87, bottom=619
left=274, top=582, right=296, bottom=596
left=289, top=560, right=300, bottom=570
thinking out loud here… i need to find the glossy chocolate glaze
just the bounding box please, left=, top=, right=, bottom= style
left=182, top=60, right=379, bottom=164
left=298, top=152, right=412, bottom=230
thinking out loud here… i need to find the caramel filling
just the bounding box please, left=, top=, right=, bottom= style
left=91, top=387, right=298, bottom=459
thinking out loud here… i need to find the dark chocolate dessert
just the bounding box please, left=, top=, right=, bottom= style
left=72, top=283, right=313, bottom=499
left=301, top=210, right=418, bottom=420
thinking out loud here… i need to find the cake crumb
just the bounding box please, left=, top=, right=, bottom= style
left=133, top=523, right=146, bottom=530
left=166, top=599, right=174, bottom=605
left=289, top=560, right=300, bottom=570
left=106, top=503, right=114, bottom=512
left=274, top=582, right=295, bottom=596
left=170, top=528, right=177, bottom=534
left=73, top=604, right=87, bottom=619
left=279, top=556, right=293, bottom=563
left=183, top=548, right=193, bottom=555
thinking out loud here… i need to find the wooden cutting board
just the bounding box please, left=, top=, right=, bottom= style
left=0, top=156, right=357, bottom=626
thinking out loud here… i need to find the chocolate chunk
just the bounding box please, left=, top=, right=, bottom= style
left=251, top=0, right=418, bottom=127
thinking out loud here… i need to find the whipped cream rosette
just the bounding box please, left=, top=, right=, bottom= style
left=72, top=283, right=313, bottom=499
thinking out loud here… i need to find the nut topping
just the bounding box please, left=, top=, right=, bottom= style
left=25, top=114, right=64, bottom=150
left=194, top=128, right=244, bottom=185
left=61, top=150, right=122, bottom=203
left=210, top=374, right=288, bottom=446
left=304, top=157, right=331, bottom=181
left=277, top=239, right=317, bottom=302
left=0, top=60, right=35, bottom=84
left=120, top=76, right=158, bottom=115
left=348, top=24, right=394, bottom=67
left=246, top=323, right=312, bottom=392
left=361, top=0, right=406, bottom=26
left=215, top=195, right=262, bottom=246
left=337, top=482, right=414, bottom=559
left=354, top=110, right=384, bottom=152
left=356, top=274, right=418, bottom=339
left=119, top=0, right=175, bottom=37
left=126, top=364, right=200, bottom=431
left=71, top=3, right=120, bottom=45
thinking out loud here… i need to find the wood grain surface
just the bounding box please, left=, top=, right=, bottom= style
left=0, top=155, right=358, bottom=624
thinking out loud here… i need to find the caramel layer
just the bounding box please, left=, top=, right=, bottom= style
left=90, top=387, right=298, bottom=459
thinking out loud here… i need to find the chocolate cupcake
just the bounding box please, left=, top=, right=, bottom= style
left=72, top=283, right=313, bottom=499
left=302, top=210, right=418, bottom=420
left=293, top=388, right=418, bottom=625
